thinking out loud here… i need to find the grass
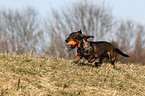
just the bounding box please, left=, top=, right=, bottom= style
left=0, top=53, right=145, bottom=96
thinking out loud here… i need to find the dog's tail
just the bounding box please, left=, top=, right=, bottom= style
left=115, top=48, right=129, bottom=57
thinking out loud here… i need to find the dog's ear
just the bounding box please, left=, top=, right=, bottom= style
left=78, top=30, right=82, bottom=34
left=81, top=34, right=94, bottom=39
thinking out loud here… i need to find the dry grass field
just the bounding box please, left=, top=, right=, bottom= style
left=0, top=53, right=145, bottom=96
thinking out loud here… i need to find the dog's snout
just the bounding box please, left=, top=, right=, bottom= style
left=65, top=38, right=69, bottom=43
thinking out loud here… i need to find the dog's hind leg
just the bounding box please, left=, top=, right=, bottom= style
left=110, top=52, right=116, bottom=69
left=111, top=59, right=115, bottom=69
left=108, top=50, right=116, bottom=69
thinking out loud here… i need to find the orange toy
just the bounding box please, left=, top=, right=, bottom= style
left=66, top=40, right=76, bottom=50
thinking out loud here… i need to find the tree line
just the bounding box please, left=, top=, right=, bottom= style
left=0, top=1, right=145, bottom=64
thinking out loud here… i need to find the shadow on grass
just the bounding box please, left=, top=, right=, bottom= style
left=77, top=62, right=97, bottom=68
left=77, top=62, right=122, bottom=70
left=115, top=67, right=122, bottom=70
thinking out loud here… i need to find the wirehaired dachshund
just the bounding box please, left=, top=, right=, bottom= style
left=65, top=30, right=129, bottom=69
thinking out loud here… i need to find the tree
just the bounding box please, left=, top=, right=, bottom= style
left=43, top=1, right=115, bottom=58
left=116, top=20, right=145, bottom=64
left=116, top=20, right=145, bottom=52
left=0, top=7, right=43, bottom=54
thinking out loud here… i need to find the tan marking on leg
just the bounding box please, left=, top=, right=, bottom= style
left=111, top=65, right=114, bottom=69
left=75, top=55, right=81, bottom=62
left=89, top=58, right=95, bottom=63
left=107, top=52, right=111, bottom=60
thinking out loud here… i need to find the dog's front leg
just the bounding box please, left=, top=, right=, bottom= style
left=74, top=54, right=82, bottom=63
left=88, top=55, right=96, bottom=63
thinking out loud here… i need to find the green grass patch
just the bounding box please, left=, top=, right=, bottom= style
left=0, top=53, right=145, bottom=95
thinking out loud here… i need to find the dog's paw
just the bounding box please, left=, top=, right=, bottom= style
left=94, top=62, right=100, bottom=67
left=73, top=60, right=79, bottom=64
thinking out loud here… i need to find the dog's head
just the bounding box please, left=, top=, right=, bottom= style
left=65, top=30, right=94, bottom=48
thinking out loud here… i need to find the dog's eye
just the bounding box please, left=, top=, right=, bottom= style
left=71, top=35, right=76, bottom=39
left=72, top=35, right=75, bottom=37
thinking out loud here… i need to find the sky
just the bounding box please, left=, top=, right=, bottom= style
left=0, top=0, right=145, bottom=24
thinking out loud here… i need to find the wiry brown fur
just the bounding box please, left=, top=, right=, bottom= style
left=65, top=30, right=129, bottom=69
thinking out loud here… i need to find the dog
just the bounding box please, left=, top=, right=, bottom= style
left=65, top=30, right=129, bottom=69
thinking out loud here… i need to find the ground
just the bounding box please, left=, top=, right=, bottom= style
left=0, top=53, right=145, bottom=96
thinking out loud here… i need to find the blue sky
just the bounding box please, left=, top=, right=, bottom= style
left=0, top=0, right=145, bottom=24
